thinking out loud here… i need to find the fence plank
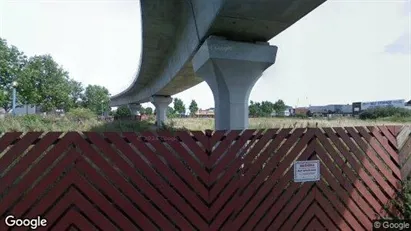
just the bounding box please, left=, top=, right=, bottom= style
left=0, top=132, right=22, bottom=155
left=124, top=133, right=210, bottom=227
left=322, top=128, right=389, bottom=217
left=0, top=132, right=61, bottom=192
left=0, top=132, right=41, bottom=172
left=335, top=128, right=398, bottom=199
left=83, top=132, right=174, bottom=230
left=52, top=209, right=97, bottom=231
left=0, top=126, right=408, bottom=230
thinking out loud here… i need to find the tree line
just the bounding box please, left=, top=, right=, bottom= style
left=249, top=100, right=288, bottom=117
left=0, top=38, right=111, bottom=115
left=1, top=37, right=289, bottom=118
left=116, top=98, right=288, bottom=118
left=115, top=98, right=197, bottom=117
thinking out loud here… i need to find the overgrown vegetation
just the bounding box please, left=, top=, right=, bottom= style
left=0, top=114, right=152, bottom=132
left=115, top=105, right=132, bottom=117
left=2, top=115, right=409, bottom=133
left=66, top=108, right=97, bottom=121
left=397, top=181, right=411, bottom=219
left=384, top=180, right=411, bottom=220
left=164, top=117, right=409, bottom=131
left=359, top=107, right=411, bottom=121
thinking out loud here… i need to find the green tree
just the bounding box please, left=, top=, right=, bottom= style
left=0, top=38, right=27, bottom=111
left=147, top=107, right=153, bottom=115
left=115, top=105, right=132, bottom=117
left=189, top=100, right=199, bottom=116
left=19, top=55, right=72, bottom=112
left=173, top=98, right=185, bottom=115
left=167, top=106, right=176, bottom=117
left=273, top=99, right=287, bottom=115
left=82, top=85, right=111, bottom=115
left=274, top=99, right=287, bottom=115
left=249, top=101, right=262, bottom=117
left=261, top=101, right=275, bottom=117
left=68, top=80, right=84, bottom=109
left=143, top=107, right=153, bottom=115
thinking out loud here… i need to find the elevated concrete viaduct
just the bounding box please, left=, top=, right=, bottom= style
left=109, top=0, right=327, bottom=130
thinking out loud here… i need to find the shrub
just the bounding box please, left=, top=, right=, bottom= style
left=398, top=181, right=411, bottom=219
left=294, top=114, right=308, bottom=119
left=91, top=120, right=152, bottom=132
left=359, top=107, right=411, bottom=120
left=115, top=106, right=132, bottom=117
left=387, top=180, right=411, bottom=220
left=66, top=108, right=96, bottom=121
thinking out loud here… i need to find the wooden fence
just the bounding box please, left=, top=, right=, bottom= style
left=0, top=126, right=410, bottom=230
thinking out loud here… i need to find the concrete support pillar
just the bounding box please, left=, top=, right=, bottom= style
left=151, top=95, right=172, bottom=126
left=192, top=36, right=278, bottom=130
left=128, top=103, right=141, bottom=115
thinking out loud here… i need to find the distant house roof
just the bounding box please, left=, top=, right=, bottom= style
left=407, top=100, right=411, bottom=106
left=196, top=108, right=214, bottom=115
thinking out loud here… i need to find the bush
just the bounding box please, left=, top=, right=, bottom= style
left=359, top=107, right=411, bottom=120
left=387, top=180, right=411, bottom=219
left=91, top=119, right=154, bottom=132
left=115, top=106, right=132, bottom=117
left=294, top=114, right=308, bottom=119
left=66, top=108, right=96, bottom=121
left=398, top=181, right=411, bottom=219
left=0, top=113, right=102, bottom=132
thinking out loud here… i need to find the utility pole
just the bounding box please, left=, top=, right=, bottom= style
left=101, top=100, right=104, bottom=117
left=12, top=81, right=17, bottom=116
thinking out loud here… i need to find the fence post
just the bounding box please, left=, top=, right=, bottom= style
left=399, top=126, right=411, bottom=180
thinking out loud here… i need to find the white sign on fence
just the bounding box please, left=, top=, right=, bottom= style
left=294, top=160, right=320, bottom=182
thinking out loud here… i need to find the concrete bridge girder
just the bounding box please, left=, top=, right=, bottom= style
left=110, top=0, right=327, bottom=129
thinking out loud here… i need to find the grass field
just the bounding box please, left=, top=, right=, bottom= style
left=0, top=114, right=410, bottom=132
left=169, top=117, right=411, bottom=130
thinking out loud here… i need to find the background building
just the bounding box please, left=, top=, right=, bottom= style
left=353, top=99, right=405, bottom=115
left=195, top=108, right=214, bottom=117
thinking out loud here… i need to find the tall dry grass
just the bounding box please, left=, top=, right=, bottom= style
left=167, top=117, right=410, bottom=131
left=0, top=114, right=409, bottom=132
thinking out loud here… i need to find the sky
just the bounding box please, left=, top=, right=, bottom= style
left=0, top=0, right=410, bottom=110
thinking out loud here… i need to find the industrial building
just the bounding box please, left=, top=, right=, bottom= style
left=307, top=104, right=352, bottom=117
left=352, top=99, right=406, bottom=116
left=290, top=99, right=409, bottom=118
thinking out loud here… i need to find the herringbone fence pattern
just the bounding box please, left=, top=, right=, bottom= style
left=0, top=126, right=410, bottom=230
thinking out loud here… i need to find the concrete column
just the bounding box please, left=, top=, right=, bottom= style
left=128, top=103, right=141, bottom=115
left=151, top=95, right=172, bottom=126
left=192, top=36, right=278, bottom=130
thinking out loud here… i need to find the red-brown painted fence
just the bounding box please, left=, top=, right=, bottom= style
left=0, top=126, right=410, bottom=230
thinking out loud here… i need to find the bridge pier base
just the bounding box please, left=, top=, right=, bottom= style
left=128, top=103, right=141, bottom=116
left=192, top=36, right=278, bottom=130
left=151, top=95, right=172, bottom=126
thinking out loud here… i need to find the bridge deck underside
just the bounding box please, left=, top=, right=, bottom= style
left=111, top=0, right=326, bottom=105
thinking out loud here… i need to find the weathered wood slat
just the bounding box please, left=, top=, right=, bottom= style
left=0, top=126, right=409, bottom=231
